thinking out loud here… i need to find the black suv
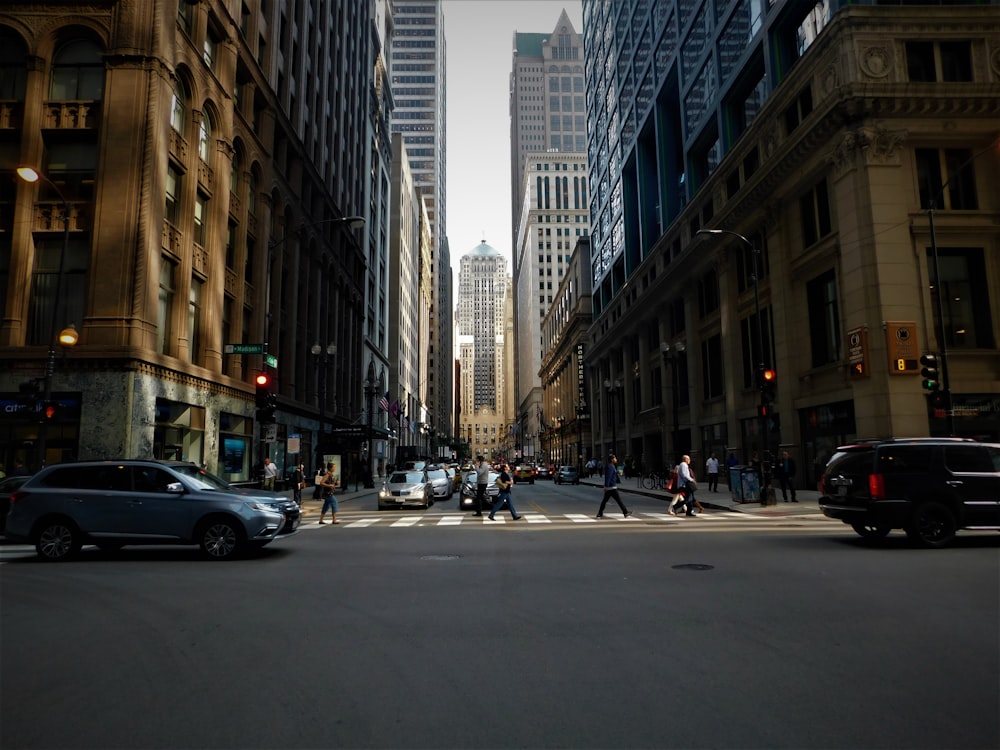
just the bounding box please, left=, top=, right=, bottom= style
left=819, top=438, right=1000, bottom=547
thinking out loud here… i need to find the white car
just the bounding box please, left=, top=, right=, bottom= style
left=378, top=470, right=434, bottom=510
left=425, top=466, right=454, bottom=501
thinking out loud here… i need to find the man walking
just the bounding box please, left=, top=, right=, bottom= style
left=488, top=463, right=522, bottom=521
left=775, top=450, right=798, bottom=502
left=474, top=455, right=490, bottom=517
left=705, top=452, right=720, bottom=492
left=262, top=456, right=278, bottom=491
left=597, top=454, right=632, bottom=519
left=677, top=454, right=698, bottom=516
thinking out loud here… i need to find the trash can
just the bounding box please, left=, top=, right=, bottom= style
left=729, top=466, right=761, bottom=504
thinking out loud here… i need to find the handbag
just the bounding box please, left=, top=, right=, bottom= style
left=686, top=479, right=698, bottom=492
left=314, top=472, right=325, bottom=486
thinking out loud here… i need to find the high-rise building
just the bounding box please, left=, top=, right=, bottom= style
left=579, top=0, right=999, bottom=478
left=509, top=9, right=587, bottom=232
left=513, top=152, right=590, bottom=443
left=456, top=242, right=509, bottom=459
left=508, top=9, right=589, bottom=449
left=389, top=0, right=450, bottom=441
left=0, top=1, right=376, bottom=480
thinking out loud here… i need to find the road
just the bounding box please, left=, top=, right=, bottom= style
left=2, top=482, right=997, bottom=749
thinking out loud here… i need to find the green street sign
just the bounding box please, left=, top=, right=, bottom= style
left=264, top=354, right=278, bottom=368
left=224, top=343, right=264, bottom=355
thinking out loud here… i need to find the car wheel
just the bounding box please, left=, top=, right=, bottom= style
left=35, top=519, right=82, bottom=561
left=850, top=522, right=891, bottom=540
left=905, top=502, right=957, bottom=548
left=198, top=516, right=246, bottom=560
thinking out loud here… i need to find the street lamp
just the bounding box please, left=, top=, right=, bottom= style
left=575, top=399, right=587, bottom=474
left=362, top=357, right=377, bottom=489
left=603, top=377, right=622, bottom=456
left=17, top=166, right=80, bottom=468
left=310, top=342, right=336, bottom=473
left=660, top=341, right=686, bottom=465
left=697, top=228, right=772, bottom=500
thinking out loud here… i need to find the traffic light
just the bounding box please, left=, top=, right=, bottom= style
left=43, top=402, right=59, bottom=420
left=919, top=354, right=940, bottom=392
left=760, top=368, right=777, bottom=405
left=255, top=372, right=277, bottom=422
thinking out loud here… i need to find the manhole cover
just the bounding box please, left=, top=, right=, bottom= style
left=421, top=554, right=461, bottom=561
left=671, top=563, right=714, bottom=571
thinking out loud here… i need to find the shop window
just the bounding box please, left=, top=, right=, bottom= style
left=806, top=269, right=840, bottom=368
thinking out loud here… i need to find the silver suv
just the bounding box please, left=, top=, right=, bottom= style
left=4, top=460, right=300, bottom=561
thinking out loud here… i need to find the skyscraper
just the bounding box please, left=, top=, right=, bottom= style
left=389, top=0, right=450, bottom=440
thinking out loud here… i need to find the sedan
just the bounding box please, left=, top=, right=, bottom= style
left=554, top=465, right=580, bottom=485
left=513, top=465, right=535, bottom=484
left=535, top=464, right=553, bottom=480
left=426, top=466, right=454, bottom=501
left=459, top=470, right=507, bottom=512
left=378, top=470, right=434, bottom=510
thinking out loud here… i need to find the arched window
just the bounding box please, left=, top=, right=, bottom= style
left=247, top=171, right=257, bottom=215
left=0, top=29, right=28, bottom=100
left=50, top=39, right=104, bottom=100
left=198, top=109, right=213, bottom=162
left=230, top=145, right=241, bottom=194
left=170, top=78, right=188, bottom=133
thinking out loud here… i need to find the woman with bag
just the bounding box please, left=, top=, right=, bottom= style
left=318, top=462, right=339, bottom=525
left=676, top=455, right=703, bottom=516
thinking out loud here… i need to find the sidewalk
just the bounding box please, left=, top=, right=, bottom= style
left=280, top=478, right=821, bottom=521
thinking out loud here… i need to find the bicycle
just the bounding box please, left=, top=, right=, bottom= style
left=641, top=472, right=667, bottom=490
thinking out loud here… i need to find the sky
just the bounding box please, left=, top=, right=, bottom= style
left=442, top=0, right=584, bottom=280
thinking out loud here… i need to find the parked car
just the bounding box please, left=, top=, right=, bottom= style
left=0, top=474, right=33, bottom=534
left=4, top=460, right=300, bottom=561
left=426, top=465, right=454, bottom=501
left=459, top=470, right=506, bottom=511
left=554, top=465, right=580, bottom=485
left=513, top=464, right=535, bottom=484
left=819, top=438, right=1000, bottom=547
left=378, top=469, right=433, bottom=510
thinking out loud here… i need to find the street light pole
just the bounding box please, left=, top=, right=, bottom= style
left=575, top=399, right=587, bottom=475
left=363, top=358, right=376, bottom=489
left=17, top=167, right=79, bottom=469
left=310, top=342, right=336, bottom=473
left=603, top=378, right=622, bottom=456
left=697, top=228, right=772, bottom=499
left=660, top=341, right=685, bottom=466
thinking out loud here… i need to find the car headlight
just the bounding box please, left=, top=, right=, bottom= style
left=379, top=488, right=390, bottom=498
left=246, top=501, right=280, bottom=513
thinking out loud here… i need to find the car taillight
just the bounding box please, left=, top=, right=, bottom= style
left=868, top=473, right=885, bottom=500
left=818, top=475, right=826, bottom=495
left=10, top=490, right=28, bottom=506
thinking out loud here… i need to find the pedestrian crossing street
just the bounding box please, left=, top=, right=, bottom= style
left=311, top=509, right=840, bottom=531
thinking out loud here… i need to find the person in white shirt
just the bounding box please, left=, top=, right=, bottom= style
left=262, top=457, right=278, bottom=491
left=705, top=453, right=720, bottom=492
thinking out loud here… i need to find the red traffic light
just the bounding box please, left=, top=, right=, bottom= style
left=255, top=373, right=271, bottom=388
left=762, top=369, right=776, bottom=383
left=44, top=404, right=57, bottom=419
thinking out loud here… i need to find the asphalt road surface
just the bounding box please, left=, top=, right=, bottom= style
left=2, top=484, right=997, bottom=749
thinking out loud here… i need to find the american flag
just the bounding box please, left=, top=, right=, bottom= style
left=379, top=392, right=390, bottom=412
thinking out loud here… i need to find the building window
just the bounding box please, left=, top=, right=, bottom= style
left=806, top=270, right=840, bottom=368
left=906, top=40, right=972, bottom=83
left=178, top=1, right=195, bottom=34
left=698, top=269, right=719, bottom=317
left=915, top=148, right=978, bottom=211
left=158, top=256, right=177, bottom=355
left=0, top=32, right=28, bottom=99
left=50, top=39, right=104, bottom=100
left=800, top=177, right=832, bottom=248
left=171, top=79, right=188, bottom=133
left=926, top=248, right=995, bottom=350
left=740, top=307, right=772, bottom=390
left=194, top=193, right=208, bottom=246
left=198, top=111, right=213, bottom=162
left=28, top=239, right=88, bottom=346
left=165, top=166, right=181, bottom=225
left=189, top=276, right=203, bottom=363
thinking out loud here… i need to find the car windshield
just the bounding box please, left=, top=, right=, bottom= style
left=170, top=464, right=233, bottom=491
left=390, top=472, right=424, bottom=484
left=426, top=469, right=447, bottom=480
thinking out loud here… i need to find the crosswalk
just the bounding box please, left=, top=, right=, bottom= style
left=0, top=511, right=845, bottom=562
left=312, top=509, right=839, bottom=531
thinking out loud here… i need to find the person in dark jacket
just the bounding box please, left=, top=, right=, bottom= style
left=775, top=450, right=798, bottom=502
left=596, top=454, right=632, bottom=519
